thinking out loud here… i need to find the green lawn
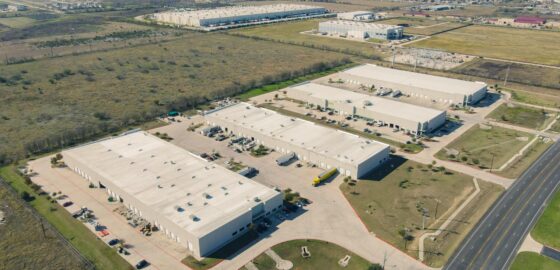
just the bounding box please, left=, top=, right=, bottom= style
left=495, top=139, right=552, bottom=178
left=410, top=25, right=560, bottom=66
left=340, top=157, right=503, bottom=267
left=487, top=104, right=555, bottom=130
left=506, top=89, right=560, bottom=109
left=436, top=124, right=534, bottom=171
left=0, top=165, right=132, bottom=270
left=532, top=189, right=560, bottom=250
left=229, top=19, right=388, bottom=59
left=251, top=239, right=377, bottom=270
left=511, top=252, right=560, bottom=270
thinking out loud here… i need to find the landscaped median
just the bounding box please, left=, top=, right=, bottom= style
left=340, top=157, right=503, bottom=267
left=247, top=239, right=381, bottom=270
left=0, top=165, right=132, bottom=270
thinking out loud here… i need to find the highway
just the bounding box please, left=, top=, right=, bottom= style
left=444, top=141, right=560, bottom=270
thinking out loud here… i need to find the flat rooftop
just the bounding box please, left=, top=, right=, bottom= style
left=206, top=102, right=389, bottom=166
left=161, top=4, right=325, bottom=20
left=291, top=82, right=445, bottom=123
left=342, top=64, right=487, bottom=95
left=320, top=20, right=402, bottom=30
left=63, top=131, right=279, bottom=237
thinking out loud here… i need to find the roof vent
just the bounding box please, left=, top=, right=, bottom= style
left=118, top=155, right=123, bottom=158
left=186, top=192, right=191, bottom=196
left=177, top=168, right=181, bottom=171
left=238, top=181, right=243, bottom=185
left=253, top=197, right=261, bottom=202
left=107, top=149, right=112, bottom=152
left=175, top=206, right=184, bottom=212
left=187, top=202, right=192, bottom=206
left=202, top=192, right=212, bottom=199
left=139, top=148, right=143, bottom=152
left=189, top=214, right=199, bottom=221
left=130, top=161, right=135, bottom=165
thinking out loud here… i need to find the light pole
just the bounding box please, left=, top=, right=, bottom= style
left=434, top=199, right=441, bottom=220
left=490, top=153, right=495, bottom=172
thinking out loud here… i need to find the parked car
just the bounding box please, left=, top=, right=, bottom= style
left=108, top=239, right=120, bottom=246
left=62, top=201, right=73, bottom=207
left=136, top=260, right=149, bottom=269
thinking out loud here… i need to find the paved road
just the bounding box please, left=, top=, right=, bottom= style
left=444, top=141, right=560, bottom=270
left=541, top=246, right=560, bottom=262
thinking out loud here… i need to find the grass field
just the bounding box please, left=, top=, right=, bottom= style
left=487, top=104, right=555, bottom=130
left=340, top=157, right=502, bottom=267
left=250, top=239, right=377, bottom=270
left=436, top=124, right=534, bottom=171
left=0, top=32, right=347, bottom=164
left=410, top=25, right=560, bottom=66
left=511, top=252, right=560, bottom=270
left=0, top=178, right=89, bottom=270
left=426, top=6, right=498, bottom=17
left=532, top=189, right=560, bottom=250
left=0, top=17, right=37, bottom=28
left=507, top=89, right=560, bottom=109
left=495, top=139, right=552, bottom=178
left=229, top=19, right=387, bottom=59
left=380, top=17, right=467, bottom=36
left=454, top=58, right=560, bottom=90
left=0, top=165, right=132, bottom=270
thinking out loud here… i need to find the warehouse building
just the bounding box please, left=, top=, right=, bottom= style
left=287, top=83, right=446, bottom=135
left=339, top=64, right=487, bottom=106
left=337, top=11, right=378, bottom=22
left=151, top=4, right=327, bottom=29
left=319, top=20, right=404, bottom=40
left=204, top=103, right=390, bottom=179
left=63, top=131, right=282, bottom=259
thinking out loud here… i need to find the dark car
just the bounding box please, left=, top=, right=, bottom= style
left=108, top=239, right=120, bottom=246
left=136, top=260, right=149, bottom=269
left=62, top=201, right=73, bottom=207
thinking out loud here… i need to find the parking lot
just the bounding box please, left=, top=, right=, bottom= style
left=28, top=158, right=189, bottom=270
left=151, top=116, right=429, bottom=270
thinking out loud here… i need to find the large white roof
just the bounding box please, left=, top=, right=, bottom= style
left=291, top=82, right=445, bottom=123
left=63, top=131, right=279, bottom=237
left=206, top=102, right=389, bottom=166
left=343, top=64, right=487, bottom=96
left=160, top=4, right=325, bottom=20
left=320, top=20, right=402, bottom=31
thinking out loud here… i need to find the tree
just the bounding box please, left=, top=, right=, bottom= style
left=21, top=191, right=33, bottom=202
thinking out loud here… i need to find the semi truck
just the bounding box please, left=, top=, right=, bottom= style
left=312, top=168, right=338, bottom=186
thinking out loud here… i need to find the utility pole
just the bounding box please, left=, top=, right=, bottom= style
left=414, top=49, right=419, bottom=72
left=382, top=251, right=387, bottom=270
left=504, top=64, right=511, bottom=86
left=434, top=199, right=441, bottom=219
left=490, top=153, right=495, bottom=172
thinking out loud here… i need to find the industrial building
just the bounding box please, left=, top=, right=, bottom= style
left=287, top=83, right=446, bottom=135
left=204, top=103, right=390, bottom=179
left=339, top=64, right=487, bottom=106
left=62, top=131, right=282, bottom=259
left=318, top=20, right=404, bottom=40
left=337, top=11, right=378, bottom=21
left=151, top=4, right=327, bottom=29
